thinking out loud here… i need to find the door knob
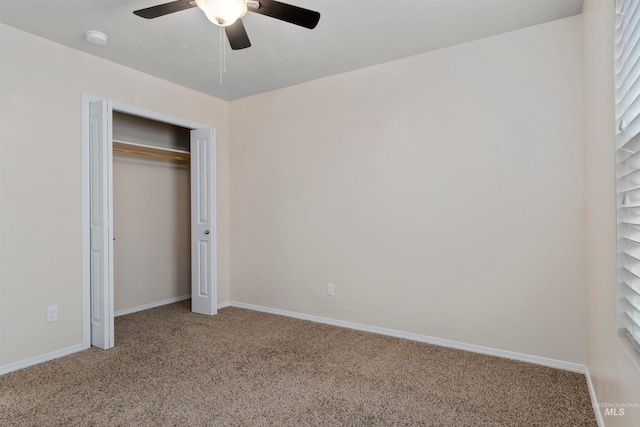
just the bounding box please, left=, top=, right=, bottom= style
left=205, top=230, right=210, bottom=235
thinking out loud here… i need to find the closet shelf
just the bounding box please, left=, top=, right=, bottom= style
left=113, top=139, right=190, bottom=162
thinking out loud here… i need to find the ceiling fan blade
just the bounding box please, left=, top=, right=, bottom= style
left=133, top=0, right=196, bottom=19
left=249, top=0, right=320, bottom=29
left=225, top=19, right=252, bottom=50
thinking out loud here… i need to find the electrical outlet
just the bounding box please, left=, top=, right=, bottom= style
left=327, top=283, right=335, bottom=297
left=46, top=306, right=58, bottom=323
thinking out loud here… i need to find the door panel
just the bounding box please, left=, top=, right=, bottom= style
left=190, top=128, right=216, bottom=315
left=89, top=100, right=114, bottom=349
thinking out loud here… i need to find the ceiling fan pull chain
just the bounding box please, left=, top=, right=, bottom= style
left=219, top=26, right=224, bottom=86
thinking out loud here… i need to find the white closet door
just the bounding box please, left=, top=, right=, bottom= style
left=190, top=128, right=217, bottom=315
left=89, top=100, right=114, bottom=348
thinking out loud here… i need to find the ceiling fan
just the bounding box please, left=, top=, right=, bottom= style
left=133, top=0, right=320, bottom=50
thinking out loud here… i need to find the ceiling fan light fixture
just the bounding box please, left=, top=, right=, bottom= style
left=196, top=0, right=248, bottom=26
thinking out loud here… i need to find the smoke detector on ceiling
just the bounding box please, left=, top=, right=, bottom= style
left=85, top=30, right=108, bottom=45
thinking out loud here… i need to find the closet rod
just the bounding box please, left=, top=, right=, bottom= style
left=112, top=139, right=190, bottom=154
left=113, top=146, right=190, bottom=162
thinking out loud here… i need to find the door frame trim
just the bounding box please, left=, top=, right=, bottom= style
left=81, top=94, right=217, bottom=349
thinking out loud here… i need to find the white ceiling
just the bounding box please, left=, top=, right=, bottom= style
left=0, top=0, right=583, bottom=101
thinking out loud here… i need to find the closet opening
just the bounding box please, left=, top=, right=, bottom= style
left=81, top=95, right=217, bottom=350
left=112, top=112, right=192, bottom=318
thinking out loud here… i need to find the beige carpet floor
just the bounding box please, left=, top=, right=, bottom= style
left=1, top=301, right=596, bottom=426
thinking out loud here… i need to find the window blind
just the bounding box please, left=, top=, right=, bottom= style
left=616, top=0, right=640, bottom=352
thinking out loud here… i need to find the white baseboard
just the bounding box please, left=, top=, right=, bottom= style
left=114, top=294, right=191, bottom=317
left=229, top=301, right=586, bottom=374
left=217, top=300, right=231, bottom=309
left=3, top=300, right=586, bottom=379
left=3, top=298, right=231, bottom=376
left=585, top=366, right=606, bottom=427
left=0, top=344, right=84, bottom=376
